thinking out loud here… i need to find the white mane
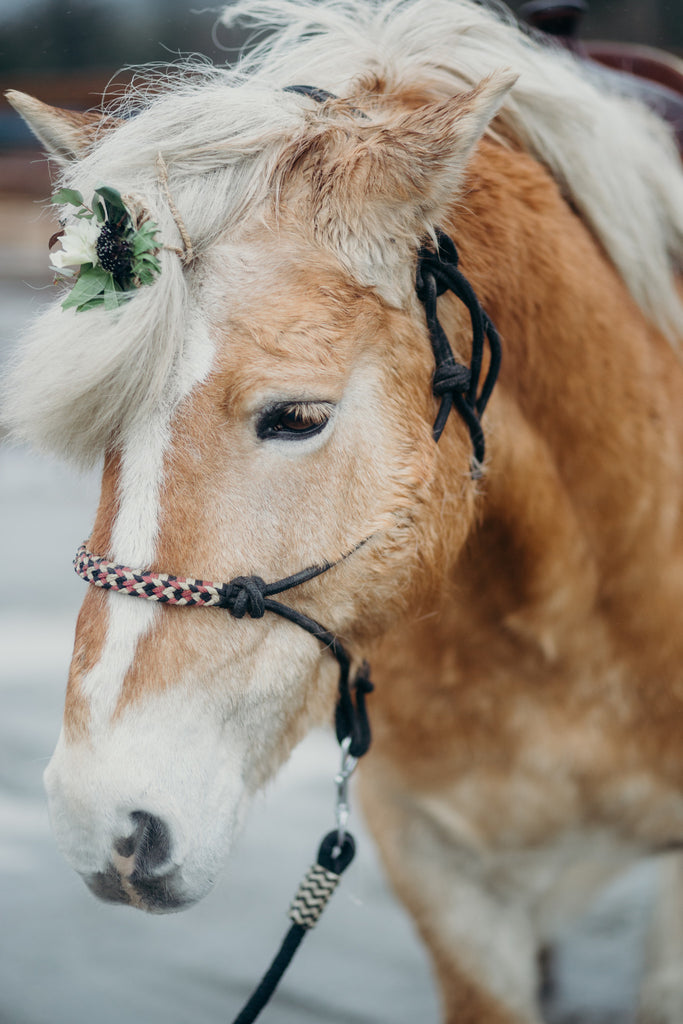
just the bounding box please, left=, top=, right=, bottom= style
left=4, top=0, right=683, bottom=464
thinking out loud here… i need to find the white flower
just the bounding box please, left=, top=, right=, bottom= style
left=50, top=217, right=101, bottom=270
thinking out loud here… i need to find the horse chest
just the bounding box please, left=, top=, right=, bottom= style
left=369, top=659, right=683, bottom=860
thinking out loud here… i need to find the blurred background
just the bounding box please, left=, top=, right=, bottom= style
left=1, top=2, right=681, bottom=1023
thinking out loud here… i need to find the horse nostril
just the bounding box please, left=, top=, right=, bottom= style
left=115, top=811, right=172, bottom=876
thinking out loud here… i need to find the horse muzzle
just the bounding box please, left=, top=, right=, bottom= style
left=43, top=720, right=250, bottom=914
left=84, top=810, right=192, bottom=913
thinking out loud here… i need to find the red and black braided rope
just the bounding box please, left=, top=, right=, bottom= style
left=74, top=544, right=225, bottom=606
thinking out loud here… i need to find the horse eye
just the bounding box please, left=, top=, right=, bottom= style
left=257, top=401, right=333, bottom=441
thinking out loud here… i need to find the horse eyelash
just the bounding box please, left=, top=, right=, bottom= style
left=256, top=400, right=335, bottom=440
left=280, top=401, right=333, bottom=424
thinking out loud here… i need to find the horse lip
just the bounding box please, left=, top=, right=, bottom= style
left=86, top=864, right=131, bottom=905
left=85, top=864, right=192, bottom=913
left=128, top=868, right=193, bottom=912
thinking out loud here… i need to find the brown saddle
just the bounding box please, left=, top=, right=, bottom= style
left=519, top=0, right=683, bottom=153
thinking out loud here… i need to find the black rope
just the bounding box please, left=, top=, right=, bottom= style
left=284, top=83, right=339, bottom=105
left=211, top=558, right=370, bottom=1024
left=261, top=597, right=373, bottom=758
left=416, top=230, right=502, bottom=473
left=284, top=84, right=369, bottom=120
left=218, top=581, right=373, bottom=759
left=231, top=833, right=356, bottom=1024
left=231, top=926, right=307, bottom=1024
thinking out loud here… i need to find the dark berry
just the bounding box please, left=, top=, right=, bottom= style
left=96, top=223, right=132, bottom=278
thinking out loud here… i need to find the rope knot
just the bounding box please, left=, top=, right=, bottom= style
left=432, top=360, right=471, bottom=396
left=416, top=234, right=460, bottom=302
left=414, top=264, right=433, bottom=305
left=219, top=576, right=268, bottom=618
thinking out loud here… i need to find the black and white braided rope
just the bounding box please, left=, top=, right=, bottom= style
left=288, top=863, right=341, bottom=930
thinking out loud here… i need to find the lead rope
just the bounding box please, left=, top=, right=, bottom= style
left=230, top=743, right=360, bottom=1024
left=220, top=585, right=373, bottom=1022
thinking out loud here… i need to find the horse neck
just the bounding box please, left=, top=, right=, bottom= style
left=431, top=139, right=683, bottom=645
left=363, top=140, right=683, bottom=772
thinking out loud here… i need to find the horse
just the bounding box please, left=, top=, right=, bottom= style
left=5, top=0, right=683, bottom=1019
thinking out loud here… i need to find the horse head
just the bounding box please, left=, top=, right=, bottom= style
left=7, top=72, right=513, bottom=911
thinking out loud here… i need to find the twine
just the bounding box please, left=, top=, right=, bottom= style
left=156, top=153, right=196, bottom=266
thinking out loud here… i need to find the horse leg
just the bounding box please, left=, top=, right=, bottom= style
left=638, top=853, right=683, bottom=1024
left=359, top=770, right=544, bottom=1024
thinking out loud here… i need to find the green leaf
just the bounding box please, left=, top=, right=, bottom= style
left=51, top=188, right=84, bottom=208
left=93, top=187, right=131, bottom=236
left=94, top=185, right=125, bottom=211
left=101, top=275, right=125, bottom=310
left=61, top=264, right=110, bottom=311
left=93, top=197, right=105, bottom=223
left=72, top=296, right=105, bottom=313
left=133, top=257, right=161, bottom=286
left=132, top=223, right=159, bottom=251
left=94, top=187, right=128, bottom=226
left=137, top=220, right=158, bottom=240
left=133, top=236, right=158, bottom=259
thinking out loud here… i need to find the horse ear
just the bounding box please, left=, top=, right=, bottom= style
left=5, top=90, right=118, bottom=162
left=372, top=69, right=518, bottom=219
left=312, top=71, right=517, bottom=302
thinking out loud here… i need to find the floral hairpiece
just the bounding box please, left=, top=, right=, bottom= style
left=49, top=186, right=161, bottom=313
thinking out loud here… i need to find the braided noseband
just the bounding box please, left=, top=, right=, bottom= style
left=73, top=85, right=503, bottom=1024
left=74, top=543, right=373, bottom=759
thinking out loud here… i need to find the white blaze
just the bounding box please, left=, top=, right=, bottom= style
left=45, top=309, right=225, bottom=899
left=81, top=309, right=215, bottom=729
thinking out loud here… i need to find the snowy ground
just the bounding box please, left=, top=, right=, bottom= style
left=0, top=277, right=660, bottom=1023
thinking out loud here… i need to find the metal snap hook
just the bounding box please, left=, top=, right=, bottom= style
left=332, top=735, right=358, bottom=859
